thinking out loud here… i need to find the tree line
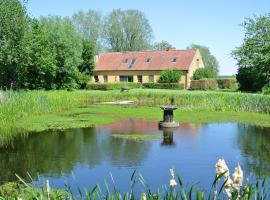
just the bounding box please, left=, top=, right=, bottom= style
left=0, top=0, right=220, bottom=90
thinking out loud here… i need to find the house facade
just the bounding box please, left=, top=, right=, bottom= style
left=93, top=48, right=204, bottom=88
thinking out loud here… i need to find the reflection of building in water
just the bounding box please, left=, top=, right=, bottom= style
left=98, top=118, right=201, bottom=135
left=161, top=127, right=174, bottom=145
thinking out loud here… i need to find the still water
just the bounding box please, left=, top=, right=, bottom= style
left=0, top=119, right=269, bottom=192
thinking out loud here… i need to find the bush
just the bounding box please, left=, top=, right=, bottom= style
left=217, top=78, right=237, bottom=89
left=159, top=69, right=183, bottom=83
left=86, top=83, right=141, bottom=90
left=190, top=79, right=218, bottom=90
left=236, top=67, right=265, bottom=92
left=193, top=68, right=215, bottom=80
left=262, top=85, right=270, bottom=95
left=142, top=83, right=184, bottom=89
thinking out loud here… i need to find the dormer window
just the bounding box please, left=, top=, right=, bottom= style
left=172, top=57, right=177, bottom=62
left=146, top=58, right=151, bottom=63
left=128, top=58, right=136, bottom=68
left=131, top=58, right=136, bottom=65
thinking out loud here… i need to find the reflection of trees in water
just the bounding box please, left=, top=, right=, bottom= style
left=237, top=124, right=270, bottom=177
left=0, top=127, right=151, bottom=182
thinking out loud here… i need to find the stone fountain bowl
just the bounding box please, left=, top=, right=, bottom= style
left=160, top=106, right=178, bottom=110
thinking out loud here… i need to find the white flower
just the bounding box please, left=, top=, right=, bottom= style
left=141, top=192, right=147, bottom=200
left=17, top=198, right=23, bottom=200
left=46, top=180, right=51, bottom=197
left=215, top=158, right=230, bottom=178
left=233, top=164, right=243, bottom=191
left=170, top=178, right=177, bottom=187
left=169, top=168, right=175, bottom=179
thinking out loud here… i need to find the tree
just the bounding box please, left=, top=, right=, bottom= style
left=103, top=9, right=153, bottom=52
left=193, top=68, right=215, bottom=80
left=72, top=10, right=103, bottom=53
left=152, top=40, right=174, bottom=51
left=76, top=39, right=95, bottom=88
left=159, top=69, right=182, bottom=83
left=187, top=44, right=219, bottom=76
left=40, top=16, right=83, bottom=89
left=0, top=0, right=28, bottom=89
left=18, top=19, right=57, bottom=90
left=232, top=14, right=270, bottom=92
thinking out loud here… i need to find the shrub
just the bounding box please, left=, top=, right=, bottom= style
left=159, top=69, right=183, bottom=83
left=86, top=83, right=141, bottom=90
left=262, top=85, right=270, bottom=95
left=217, top=78, right=237, bottom=89
left=236, top=67, right=265, bottom=92
left=190, top=79, right=218, bottom=90
left=193, top=68, right=215, bottom=80
left=142, top=83, right=184, bottom=89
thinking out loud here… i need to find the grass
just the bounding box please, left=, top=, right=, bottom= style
left=1, top=89, right=270, bottom=144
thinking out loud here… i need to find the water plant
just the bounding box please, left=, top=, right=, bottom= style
left=0, top=159, right=269, bottom=199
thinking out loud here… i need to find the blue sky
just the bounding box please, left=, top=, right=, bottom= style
left=26, top=0, right=270, bottom=75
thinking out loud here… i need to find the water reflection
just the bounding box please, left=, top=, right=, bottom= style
left=237, top=125, right=270, bottom=177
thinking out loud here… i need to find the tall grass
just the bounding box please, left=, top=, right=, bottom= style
left=0, top=89, right=270, bottom=144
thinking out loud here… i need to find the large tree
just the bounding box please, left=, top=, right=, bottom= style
left=103, top=9, right=153, bottom=52
left=0, top=0, right=28, bottom=89
left=187, top=44, right=219, bottom=76
left=232, top=14, right=270, bottom=92
left=151, top=40, right=175, bottom=51
left=40, top=16, right=83, bottom=89
left=72, top=10, right=103, bottom=53
left=18, top=19, right=57, bottom=90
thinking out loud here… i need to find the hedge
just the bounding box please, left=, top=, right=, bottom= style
left=190, top=79, right=218, bottom=90
left=217, top=78, right=237, bottom=89
left=142, top=83, right=184, bottom=89
left=86, top=82, right=141, bottom=90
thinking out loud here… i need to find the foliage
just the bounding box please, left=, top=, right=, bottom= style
left=72, top=10, right=103, bottom=53
left=87, top=82, right=141, bottom=90
left=103, top=9, right=153, bottom=51
left=190, top=79, right=218, bottom=90
left=40, top=16, right=83, bottom=89
left=151, top=40, right=175, bottom=51
left=0, top=0, right=28, bottom=89
left=217, top=78, right=237, bottom=89
left=262, top=85, right=270, bottom=95
left=193, top=68, right=216, bottom=80
left=187, top=44, right=219, bottom=76
left=232, top=14, right=270, bottom=92
left=0, top=171, right=269, bottom=200
left=18, top=19, right=57, bottom=90
left=142, top=82, right=184, bottom=89
left=159, top=69, right=183, bottom=83
left=79, top=40, right=95, bottom=75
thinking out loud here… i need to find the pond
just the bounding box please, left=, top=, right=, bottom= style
left=0, top=118, right=270, bottom=193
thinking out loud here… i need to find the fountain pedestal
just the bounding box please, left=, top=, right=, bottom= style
left=159, top=106, right=179, bottom=128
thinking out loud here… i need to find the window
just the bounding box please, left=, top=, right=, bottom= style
left=128, top=58, right=136, bottom=68
left=146, top=58, right=151, bottom=63
left=120, top=76, right=134, bottom=82
left=123, top=58, right=128, bottom=63
left=149, top=75, right=154, bottom=82
left=103, top=75, right=108, bottom=83
left=94, top=76, right=99, bottom=83
left=137, top=75, right=142, bottom=83
left=131, top=58, right=136, bottom=65
left=172, top=57, right=177, bottom=62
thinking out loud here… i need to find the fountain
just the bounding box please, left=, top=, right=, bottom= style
left=159, top=106, right=179, bottom=128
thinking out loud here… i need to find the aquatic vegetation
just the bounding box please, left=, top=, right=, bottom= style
left=0, top=159, right=269, bottom=199
left=112, top=133, right=161, bottom=140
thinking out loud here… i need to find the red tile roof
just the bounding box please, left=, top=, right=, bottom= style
left=95, top=49, right=197, bottom=71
